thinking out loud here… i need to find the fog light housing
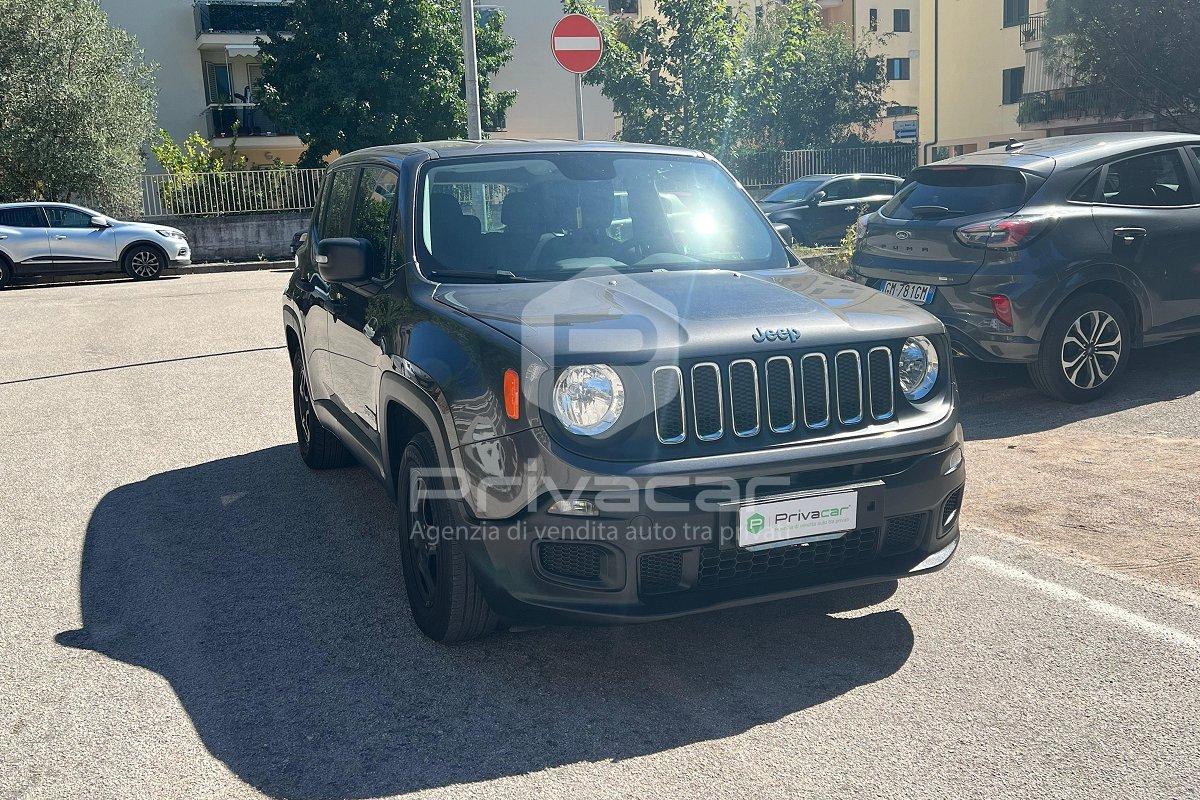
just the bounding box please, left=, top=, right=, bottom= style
left=548, top=499, right=599, bottom=517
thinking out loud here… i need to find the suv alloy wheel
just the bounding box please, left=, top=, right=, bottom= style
left=124, top=244, right=164, bottom=280
left=1029, top=293, right=1131, bottom=403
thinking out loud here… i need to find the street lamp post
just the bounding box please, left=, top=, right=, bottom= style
left=460, top=0, right=482, bottom=140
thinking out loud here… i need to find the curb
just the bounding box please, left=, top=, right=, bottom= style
left=167, top=259, right=292, bottom=275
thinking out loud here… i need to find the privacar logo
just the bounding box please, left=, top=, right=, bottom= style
left=746, top=513, right=766, bottom=534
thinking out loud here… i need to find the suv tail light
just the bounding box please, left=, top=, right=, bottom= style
left=954, top=215, right=1054, bottom=250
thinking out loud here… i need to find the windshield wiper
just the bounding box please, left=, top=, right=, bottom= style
left=427, top=269, right=548, bottom=283
left=910, top=205, right=965, bottom=218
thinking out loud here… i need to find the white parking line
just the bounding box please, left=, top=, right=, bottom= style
left=968, top=555, right=1200, bottom=654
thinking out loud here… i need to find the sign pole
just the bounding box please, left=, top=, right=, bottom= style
left=574, top=72, right=585, bottom=141
left=461, top=0, right=482, bottom=140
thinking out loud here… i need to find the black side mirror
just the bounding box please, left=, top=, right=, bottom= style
left=808, top=191, right=827, bottom=208
left=772, top=222, right=795, bottom=245
left=90, top=215, right=110, bottom=228
left=316, top=237, right=370, bottom=282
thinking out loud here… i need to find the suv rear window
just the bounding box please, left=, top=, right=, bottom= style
left=882, top=166, right=1027, bottom=220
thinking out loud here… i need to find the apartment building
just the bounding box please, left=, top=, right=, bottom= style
left=100, top=0, right=627, bottom=173
left=919, top=0, right=1168, bottom=163
left=818, top=0, right=920, bottom=143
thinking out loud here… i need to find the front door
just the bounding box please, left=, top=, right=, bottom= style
left=325, top=164, right=401, bottom=446
left=1088, top=147, right=1200, bottom=336
left=813, top=179, right=868, bottom=244
left=0, top=206, right=52, bottom=274
left=44, top=206, right=117, bottom=271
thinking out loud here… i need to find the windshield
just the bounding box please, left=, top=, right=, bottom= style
left=763, top=178, right=827, bottom=203
left=881, top=166, right=1027, bottom=220
left=417, top=153, right=788, bottom=281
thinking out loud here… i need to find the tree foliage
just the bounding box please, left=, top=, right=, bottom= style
left=0, top=0, right=156, bottom=215
left=564, top=0, right=745, bottom=153
left=563, top=0, right=890, bottom=155
left=259, top=0, right=517, bottom=166
left=1045, top=0, right=1200, bottom=133
left=149, top=129, right=248, bottom=175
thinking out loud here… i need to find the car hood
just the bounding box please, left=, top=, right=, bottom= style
left=111, top=219, right=182, bottom=236
left=431, top=267, right=943, bottom=363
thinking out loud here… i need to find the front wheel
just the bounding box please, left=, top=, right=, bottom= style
left=1028, top=293, right=1131, bottom=403
left=0, top=258, right=11, bottom=290
left=398, top=431, right=500, bottom=644
left=123, top=244, right=164, bottom=280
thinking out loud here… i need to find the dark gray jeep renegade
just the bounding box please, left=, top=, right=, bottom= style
left=283, top=140, right=966, bottom=643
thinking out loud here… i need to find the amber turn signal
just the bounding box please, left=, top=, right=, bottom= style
left=503, top=368, right=520, bottom=420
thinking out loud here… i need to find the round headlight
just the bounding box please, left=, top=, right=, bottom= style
left=898, top=336, right=940, bottom=402
left=552, top=365, right=625, bottom=436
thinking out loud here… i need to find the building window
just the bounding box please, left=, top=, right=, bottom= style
left=1003, top=0, right=1029, bottom=28
left=204, top=62, right=232, bottom=104
left=894, top=8, right=911, bottom=32
left=608, top=0, right=638, bottom=13
left=887, top=58, right=911, bottom=81
left=868, top=8, right=878, bottom=31
left=1002, top=66, right=1025, bottom=104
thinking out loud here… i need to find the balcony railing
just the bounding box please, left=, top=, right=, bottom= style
left=204, top=104, right=291, bottom=138
left=1018, top=86, right=1123, bottom=125
left=1021, top=11, right=1047, bottom=44
left=194, top=0, right=291, bottom=37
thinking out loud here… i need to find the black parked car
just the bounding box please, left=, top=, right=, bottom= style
left=758, top=173, right=903, bottom=246
left=284, top=140, right=965, bottom=643
left=852, top=132, right=1200, bottom=402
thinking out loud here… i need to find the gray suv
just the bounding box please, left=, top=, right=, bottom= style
left=284, top=140, right=966, bottom=643
left=0, top=202, right=191, bottom=288
left=852, top=132, right=1200, bottom=402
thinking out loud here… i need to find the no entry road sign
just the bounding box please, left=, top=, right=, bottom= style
left=552, top=14, right=604, bottom=74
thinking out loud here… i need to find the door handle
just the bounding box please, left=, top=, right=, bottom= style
left=53, top=235, right=68, bottom=240
left=0, top=235, right=7, bottom=240
left=1113, top=227, right=1147, bottom=245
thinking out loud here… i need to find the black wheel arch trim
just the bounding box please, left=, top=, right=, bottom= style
left=379, top=366, right=463, bottom=503
left=1034, top=262, right=1151, bottom=346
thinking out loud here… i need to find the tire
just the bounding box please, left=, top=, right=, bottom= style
left=398, top=431, right=500, bottom=644
left=1028, top=293, right=1131, bottom=403
left=0, top=257, right=11, bottom=290
left=291, top=350, right=353, bottom=469
left=123, top=244, right=164, bottom=280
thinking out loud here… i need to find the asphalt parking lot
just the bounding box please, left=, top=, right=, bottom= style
left=2, top=271, right=1198, bottom=800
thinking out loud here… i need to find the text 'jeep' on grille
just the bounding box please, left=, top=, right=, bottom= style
left=283, top=140, right=966, bottom=643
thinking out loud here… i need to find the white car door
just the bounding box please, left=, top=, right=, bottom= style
left=44, top=205, right=118, bottom=270
left=0, top=206, right=52, bottom=272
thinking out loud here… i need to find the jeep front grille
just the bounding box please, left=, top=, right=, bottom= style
left=653, top=346, right=898, bottom=445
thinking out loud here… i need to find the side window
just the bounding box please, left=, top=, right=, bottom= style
left=861, top=179, right=897, bottom=197
left=1069, top=170, right=1101, bottom=203
left=1101, top=150, right=1195, bottom=208
left=319, top=168, right=356, bottom=240
left=45, top=207, right=93, bottom=228
left=821, top=180, right=858, bottom=202
left=350, top=166, right=399, bottom=278
left=0, top=207, right=45, bottom=227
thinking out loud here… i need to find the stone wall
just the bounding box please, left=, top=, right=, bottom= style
left=144, top=211, right=309, bottom=263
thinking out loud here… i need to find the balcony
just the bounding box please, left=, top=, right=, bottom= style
left=194, top=1, right=291, bottom=37
left=1018, top=86, right=1123, bottom=125
left=204, top=104, right=291, bottom=139
left=1021, top=11, right=1047, bottom=46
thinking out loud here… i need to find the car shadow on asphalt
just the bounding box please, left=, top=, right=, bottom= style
left=7, top=275, right=183, bottom=291
left=56, top=444, right=912, bottom=799
left=956, top=337, right=1200, bottom=440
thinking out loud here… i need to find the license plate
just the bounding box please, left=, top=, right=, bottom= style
left=881, top=280, right=935, bottom=304
left=737, top=490, right=859, bottom=549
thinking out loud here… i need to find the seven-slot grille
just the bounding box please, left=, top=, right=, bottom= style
left=655, top=346, right=897, bottom=445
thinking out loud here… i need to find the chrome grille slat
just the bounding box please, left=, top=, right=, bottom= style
left=764, top=356, right=796, bottom=434
left=690, top=363, right=724, bottom=441
left=800, top=353, right=831, bottom=430
left=835, top=350, right=864, bottom=426
left=728, top=359, right=760, bottom=437
left=868, top=346, right=895, bottom=421
left=651, top=366, right=686, bottom=444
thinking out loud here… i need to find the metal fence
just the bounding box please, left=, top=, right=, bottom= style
left=732, top=144, right=920, bottom=188
left=141, top=168, right=324, bottom=218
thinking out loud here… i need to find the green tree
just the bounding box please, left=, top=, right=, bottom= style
left=0, top=0, right=156, bottom=215
left=258, top=0, right=517, bottom=166
left=1045, top=0, right=1200, bottom=133
left=564, top=0, right=745, bottom=154
left=736, top=2, right=891, bottom=151
left=149, top=129, right=248, bottom=175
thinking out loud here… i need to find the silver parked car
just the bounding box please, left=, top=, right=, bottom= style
left=0, top=202, right=191, bottom=288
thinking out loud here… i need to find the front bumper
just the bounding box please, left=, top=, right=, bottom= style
left=458, top=436, right=967, bottom=625
left=168, top=242, right=191, bottom=265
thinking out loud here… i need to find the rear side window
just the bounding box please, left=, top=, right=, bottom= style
left=0, top=207, right=44, bottom=227
left=860, top=178, right=899, bottom=197
left=1100, top=150, right=1195, bottom=208
left=882, top=166, right=1027, bottom=220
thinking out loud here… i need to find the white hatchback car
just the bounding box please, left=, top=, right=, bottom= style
left=0, top=202, right=191, bottom=288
